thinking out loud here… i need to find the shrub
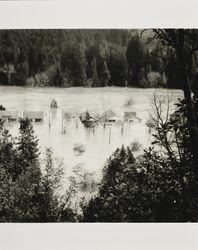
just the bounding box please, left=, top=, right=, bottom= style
left=50, top=99, right=58, bottom=108
left=78, top=172, right=99, bottom=193
left=73, top=143, right=86, bottom=154
left=130, top=140, right=142, bottom=152
left=0, top=105, right=6, bottom=110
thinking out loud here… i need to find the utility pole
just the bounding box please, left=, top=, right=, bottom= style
left=109, top=126, right=111, bottom=144
left=62, top=109, right=64, bottom=134
left=48, top=109, right=51, bottom=131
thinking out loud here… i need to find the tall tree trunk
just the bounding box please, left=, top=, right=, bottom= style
left=177, top=29, right=198, bottom=168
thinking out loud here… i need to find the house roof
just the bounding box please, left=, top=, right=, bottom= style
left=128, top=116, right=142, bottom=122
left=0, top=110, right=18, bottom=119
left=23, top=111, right=44, bottom=119
left=100, top=109, right=116, bottom=119
left=124, top=111, right=136, bottom=119
left=107, top=116, right=121, bottom=121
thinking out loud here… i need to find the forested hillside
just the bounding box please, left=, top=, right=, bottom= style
left=0, top=29, right=196, bottom=88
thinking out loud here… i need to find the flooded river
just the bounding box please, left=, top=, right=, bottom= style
left=0, top=86, right=182, bottom=181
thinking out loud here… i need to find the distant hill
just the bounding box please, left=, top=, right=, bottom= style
left=0, top=29, right=183, bottom=88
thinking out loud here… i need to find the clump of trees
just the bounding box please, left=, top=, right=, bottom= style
left=82, top=30, right=198, bottom=222
left=0, top=29, right=193, bottom=88
left=0, top=105, right=5, bottom=110
left=0, top=118, right=76, bottom=222
left=82, top=96, right=198, bottom=222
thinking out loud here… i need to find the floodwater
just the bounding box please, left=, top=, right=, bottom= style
left=0, top=86, right=183, bottom=180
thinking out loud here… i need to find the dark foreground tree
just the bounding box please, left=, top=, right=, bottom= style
left=0, top=119, right=76, bottom=222
left=153, top=29, right=198, bottom=169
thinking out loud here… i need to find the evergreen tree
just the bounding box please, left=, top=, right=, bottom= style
left=90, top=57, right=98, bottom=86
left=108, top=46, right=128, bottom=86
left=99, top=60, right=110, bottom=86
left=17, top=118, right=39, bottom=169
left=126, top=36, right=145, bottom=85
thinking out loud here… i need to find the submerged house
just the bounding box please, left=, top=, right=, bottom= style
left=0, top=110, right=18, bottom=122
left=124, top=111, right=141, bottom=123
left=106, top=116, right=121, bottom=123
left=100, top=109, right=122, bottom=123
left=23, top=111, right=44, bottom=122
left=100, top=109, right=116, bottom=122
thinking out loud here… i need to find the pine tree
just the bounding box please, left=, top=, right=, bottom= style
left=100, top=60, right=110, bottom=86
left=17, top=118, right=40, bottom=171
left=126, top=36, right=145, bottom=85
left=90, top=57, right=98, bottom=86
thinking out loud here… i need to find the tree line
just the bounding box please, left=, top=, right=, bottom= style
left=0, top=29, right=196, bottom=89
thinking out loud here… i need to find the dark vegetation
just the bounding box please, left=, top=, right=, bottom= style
left=0, top=29, right=197, bottom=89
left=83, top=96, right=198, bottom=222
left=0, top=29, right=198, bottom=222
left=82, top=29, right=198, bottom=222
left=1, top=95, right=198, bottom=222
left=0, top=118, right=76, bottom=222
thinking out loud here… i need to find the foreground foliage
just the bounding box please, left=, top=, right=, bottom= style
left=1, top=97, right=198, bottom=222
left=0, top=118, right=76, bottom=222
left=83, top=97, right=198, bottom=222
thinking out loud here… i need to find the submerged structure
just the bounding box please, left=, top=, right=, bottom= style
left=124, top=111, right=142, bottom=123
left=23, top=111, right=44, bottom=123
left=0, top=110, right=18, bottom=122
left=100, top=109, right=122, bottom=124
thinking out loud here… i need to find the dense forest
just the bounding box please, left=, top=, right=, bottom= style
left=0, top=29, right=197, bottom=89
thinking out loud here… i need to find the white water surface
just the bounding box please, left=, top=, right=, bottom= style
left=0, top=86, right=183, bottom=179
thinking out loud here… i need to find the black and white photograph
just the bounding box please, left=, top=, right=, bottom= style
left=0, top=28, right=198, bottom=223
left=1, top=0, right=198, bottom=249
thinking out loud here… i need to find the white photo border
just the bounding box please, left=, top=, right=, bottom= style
left=0, top=1, right=198, bottom=250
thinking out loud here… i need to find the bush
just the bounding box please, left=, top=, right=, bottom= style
left=73, top=143, right=86, bottom=154
left=130, top=140, right=142, bottom=152
left=78, top=172, right=98, bottom=193
left=50, top=99, right=58, bottom=108
left=0, top=105, right=6, bottom=110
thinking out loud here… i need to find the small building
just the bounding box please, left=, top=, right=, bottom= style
left=128, top=116, right=142, bottom=123
left=124, top=111, right=141, bottom=123
left=124, top=111, right=136, bottom=121
left=100, top=109, right=116, bottom=122
left=23, top=111, right=44, bottom=122
left=106, top=116, right=121, bottom=123
left=0, top=110, right=18, bottom=122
